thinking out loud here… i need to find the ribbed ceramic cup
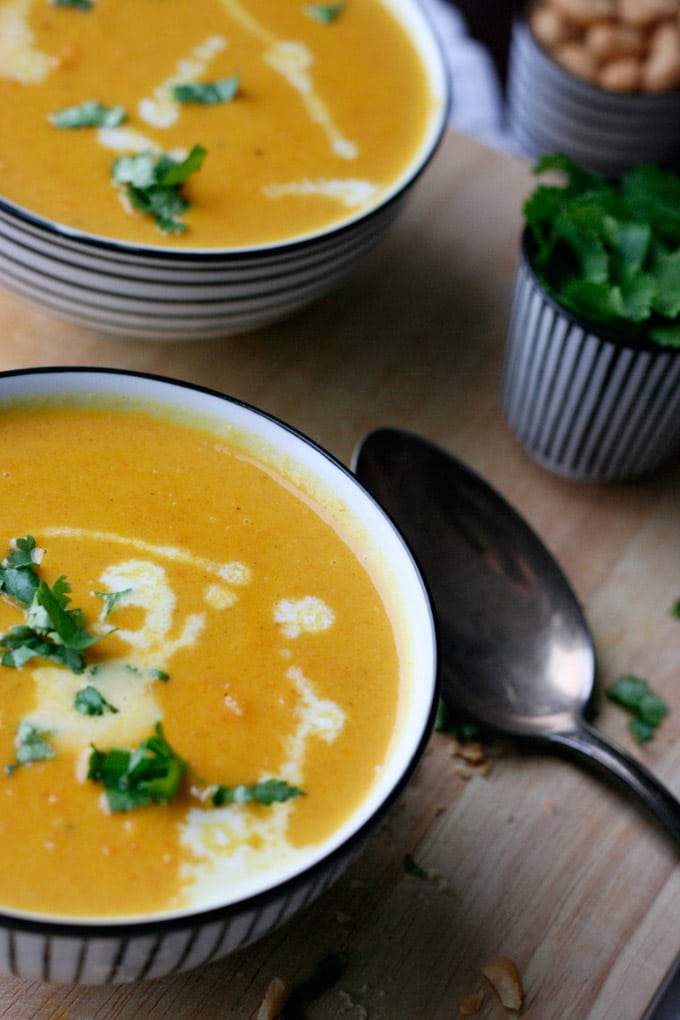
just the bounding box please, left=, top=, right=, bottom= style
left=507, top=19, right=680, bottom=176
left=502, top=231, right=680, bottom=482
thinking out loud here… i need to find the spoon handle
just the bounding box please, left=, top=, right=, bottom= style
left=549, top=721, right=680, bottom=846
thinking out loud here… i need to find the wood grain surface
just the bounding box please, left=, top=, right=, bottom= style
left=0, top=130, right=678, bottom=1020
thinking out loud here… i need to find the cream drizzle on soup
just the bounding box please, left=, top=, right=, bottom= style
left=0, top=403, right=400, bottom=918
left=0, top=0, right=436, bottom=247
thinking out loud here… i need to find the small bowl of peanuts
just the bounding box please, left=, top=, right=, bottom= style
left=507, top=0, right=680, bottom=175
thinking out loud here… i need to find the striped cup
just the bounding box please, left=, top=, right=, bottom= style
left=502, top=230, right=680, bottom=482
left=507, top=19, right=680, bottom=177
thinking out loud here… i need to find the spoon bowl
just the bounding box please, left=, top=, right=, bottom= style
left=353, top=427, right=680, bottom=844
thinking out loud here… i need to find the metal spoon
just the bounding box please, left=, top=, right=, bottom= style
left=352, top=427, right=680, bottom=844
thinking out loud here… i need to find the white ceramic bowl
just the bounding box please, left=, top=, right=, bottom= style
left=0, top=0, right=449, bottom=342
left=507, top=19, right=680, bottom=176
left=0, top=367, right=438, bottom=983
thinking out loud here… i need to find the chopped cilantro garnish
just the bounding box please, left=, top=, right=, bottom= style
left=111, top=145, right=207, bottom=234
left=172, top=75, right=240, bottom=105
left=524, top=154, right=680, bottom=348
left=6, top=721, right=55, bottom=774
left=0, top=537, right=106, bottom=674
left=149, top=668, right=170, bottom=682
left=88, top=724, right=303, bottom=813
left=208, top=778, right=304, bottom=807
left=95, top=588, right=132, bottom=618
left=303, top=2, right=346, bottom=23
left=50, top=101, right=125, bottom=129
left=606, top=674, right=669, bottom=743
left=0, top=535, right=41, bottom=607
left=88, top=722, right=188, bottom=812
left=75, top=685, right=119, bottom=716
left=52, top=0, right=93, bottom=8
left=404, top=852, right=426, bottom=878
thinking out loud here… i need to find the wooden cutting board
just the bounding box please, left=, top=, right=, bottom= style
left=0, top=129, right=677, bottom=1019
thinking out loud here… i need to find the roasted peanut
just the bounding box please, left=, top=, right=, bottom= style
left=584, top=19, right=647, bottom=59
left=528, top=0, right=680, bottom=94
left=617, top=0, right=678, bottom=28
left=550, top=0, right=616, bottom=27
left=641, top=20, right=680, bottom=89
left=554, top=39, right=599, bottom=78
left=531, top=5, right=576, bottom=48
left=597, top=55, right=643, bottom=89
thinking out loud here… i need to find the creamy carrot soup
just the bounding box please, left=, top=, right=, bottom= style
left=0, top=400, right=401, bottom=918
left=0, top=0, right=435, bottom=247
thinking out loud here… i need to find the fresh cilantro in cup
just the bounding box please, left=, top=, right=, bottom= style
left=524, top=154, right=680, bottom=348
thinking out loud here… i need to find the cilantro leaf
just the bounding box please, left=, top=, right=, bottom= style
left=88, top=722, right=189, bottom=812
left=111, top=145, right=206, bottom=233
left=0, top=536, right=41, bottom=607
left=75, top=685, right=119, bottom=716
left=606, top=674, right=668, bottom=743
left=524, top=155, right=680, bottom=345
left=404, top=852, right=426, bottom=878
left=172, top=75, right=240, bottom=105
left=6, top=720, right=55, bottom=774
left=0, top=537, right=107, bottom=674
left=304, top=2, right=346, bottom=23
left=208, top=778, right=304, bottom=807
left=95, top=588, right=132, bottom=618
left=50, top=101, right=126, bottom=129
left=51, top=0, right=93, bottom=9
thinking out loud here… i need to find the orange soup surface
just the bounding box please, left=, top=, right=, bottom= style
left=0, top=400, right=401, bottom=918
left=0, top=0, right=436, bottom=247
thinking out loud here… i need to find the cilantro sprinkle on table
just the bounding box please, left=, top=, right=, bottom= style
left=605, top=674, right=669, bottom=743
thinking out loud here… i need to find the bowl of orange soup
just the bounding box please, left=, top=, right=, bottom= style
left=0, top=366, right=438, bottom=983
left=0, top=0, right=449, bottom=341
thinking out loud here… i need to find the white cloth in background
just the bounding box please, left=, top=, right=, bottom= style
left=419, top=0, right=511, bottom=152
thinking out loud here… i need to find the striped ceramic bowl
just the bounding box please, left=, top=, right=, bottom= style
left=502, top=231, right=680, bottom=482
left=507, top=19, right=680, bottom=176
left=0, top=0, right=448, bottom=343
left=0, top=366, right=438, bottom=983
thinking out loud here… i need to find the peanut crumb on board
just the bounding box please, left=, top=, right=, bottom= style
left=459, top=989, right=485, bottom=1014
left=448, top=737, right=494, bottom=778
left=482, top=956, right=524, bottom=1011
left=338, top=988, right=369, bottom=1016
left=257, top=976, right=290, bottom=1020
